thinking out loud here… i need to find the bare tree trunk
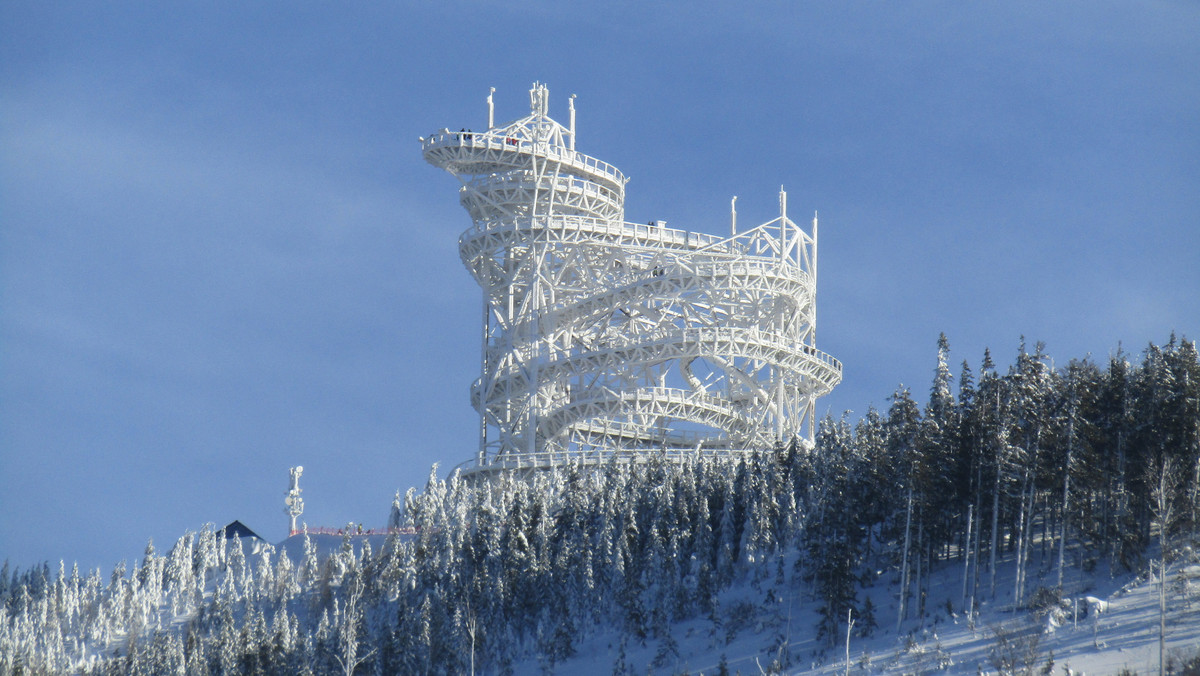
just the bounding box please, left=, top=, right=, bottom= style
left=466, top=606, right=477, bottom=676
left=1014, top=489, right=1025, bottom=606
left=1014, top=476, right=1033, bottom=607
left=1149, top=457, right=1177, bottom=676
left=1057, top=419, right=1074, bottom=590
left=962, top=503, right=973, bottom=611
left=1159, top=558, right=1167, bottom=676
left=916, top=521, right=925, bottom=622
left=845, top=608, right=855, bottom=676
left=897, top=486, right=913, bottom=633
left=989, top=468, right=1000, bottom=598
left=1111, top=391, right=1128, bottom=578
left=1041, top=491, right=1050, bottom=561
left=971, top=488, right=983, bottom=625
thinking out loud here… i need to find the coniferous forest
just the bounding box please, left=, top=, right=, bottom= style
left=2, top=335, right=1199, bottom=675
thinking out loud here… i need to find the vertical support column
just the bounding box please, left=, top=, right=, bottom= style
left=479, top=300, right=490, bottom=463
left=807, top=210, right=821, bottom=444
left=487, top=87, right=495, bottom=129
left=527, top=233, right=546, bottom=459
left=779, top=187, right=788, bottom=263
left=731, top=196, right=738, bottom=236
left=812, top=211, right=819, bottom=336
left=569, top=94, right=577, bottom=151
left=776, top=188, right=788, bottom=440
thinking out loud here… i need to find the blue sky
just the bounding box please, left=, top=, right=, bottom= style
left=2, top=2, right=1197, bottom=573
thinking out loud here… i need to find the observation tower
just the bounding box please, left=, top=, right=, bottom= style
left=422, top=84, right=841, bottom=475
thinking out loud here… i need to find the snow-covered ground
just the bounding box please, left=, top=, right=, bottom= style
left=43, top=530, right=1198, bottom=675
left=501, top=541, right=1200, bottom=675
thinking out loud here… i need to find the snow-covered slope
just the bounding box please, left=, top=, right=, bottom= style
left=516, top=544, right=1200, bottom=675
left=280, top=528, right=1200, bottom=674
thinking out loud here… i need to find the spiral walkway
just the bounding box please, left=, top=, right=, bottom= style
left=422, top=84, right=841, bottom=474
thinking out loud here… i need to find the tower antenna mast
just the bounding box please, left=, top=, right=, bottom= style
left=285, top=466, right=304, bottom=535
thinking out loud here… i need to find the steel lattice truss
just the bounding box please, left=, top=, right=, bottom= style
left=422, top=84, right=841, bottom=475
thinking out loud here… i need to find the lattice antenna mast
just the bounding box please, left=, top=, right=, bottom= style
left=285, top=466, right=304, bottom=534
left=422, top=85, right=841, bottom=475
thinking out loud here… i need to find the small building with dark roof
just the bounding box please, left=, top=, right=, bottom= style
left=220, top=520, right=263, bottom=541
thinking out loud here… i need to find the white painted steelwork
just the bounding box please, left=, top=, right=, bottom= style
left=422, top=84, right=841, bottom=475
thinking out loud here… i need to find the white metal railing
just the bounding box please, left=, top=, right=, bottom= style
left=564, top=422, right=728, bottom=449
left=542, top=386, right=758, bottom=436
left=522, top=258, right=812, bottom=333
left=480, top=325, right=842, bottom=392
left=457, top=443, right=759, bottom=476
left=459, top=215, right=736, bottom=257
left=422, top=131, right=627, bottom=188
left=461, top=173, right=624, bottom=211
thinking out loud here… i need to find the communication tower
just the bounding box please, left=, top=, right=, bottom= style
left=285, top=466, right=304, bottom=535
left=422, top=84, right=841, bottom=475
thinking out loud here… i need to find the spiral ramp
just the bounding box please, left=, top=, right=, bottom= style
left=422, top=84, right=841, bottom=475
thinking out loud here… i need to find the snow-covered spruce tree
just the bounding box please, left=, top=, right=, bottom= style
left=1092, top=347, right=1138, bottom=569
left=1051, top=358, right=1100, bottom=591
left=1004, top=339, right=1056, bottom=607
left=920, top=334, right=966, bottom=569
left=886, top=385, right=922, bottom=629
left=807, top=414, right=865, bottom=645
left=956, top=357, right=988, bottom=617
left=1133, top=337, right=1200, bottom=538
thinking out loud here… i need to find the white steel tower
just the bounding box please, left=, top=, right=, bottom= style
left=422, top=84, right=841, bottom=475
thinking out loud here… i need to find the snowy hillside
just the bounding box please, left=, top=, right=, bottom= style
left=511, top=540, right=1200, bottom=675
left=276, top=528, right=1200, bottom=674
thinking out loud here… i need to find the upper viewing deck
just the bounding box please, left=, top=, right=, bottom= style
left=421, top=83, right=627, bottom=201
left=421, top=130, right=627, bottom=191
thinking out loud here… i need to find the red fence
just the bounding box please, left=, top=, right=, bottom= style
left=288, top=526, right=419, bottom=537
